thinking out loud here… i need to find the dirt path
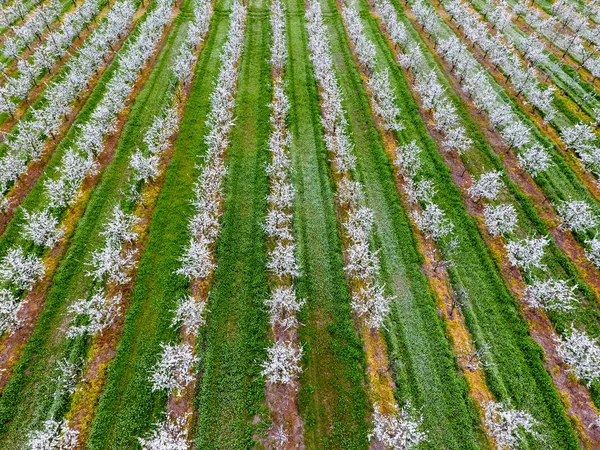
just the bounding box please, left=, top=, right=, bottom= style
left=0, top=0, right=175, bottom=400
left=402, top=5, right=600, bottom=446
left=0, top=0, right=148, bottom=238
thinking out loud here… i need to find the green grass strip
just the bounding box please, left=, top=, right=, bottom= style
left=315, top=0, right=492, bottom=447
left=194, top=3, right=272, bottom=448
left=284, top=4, right=373, bottom=449
left=364, top=0, right=583, bottom=446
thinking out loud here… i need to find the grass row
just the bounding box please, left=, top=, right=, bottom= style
left=303, top=0, right=494, bottom=446
left=193, top=2, right=273, bottom=448
left=380, top=0, right=600, bottom=408
left=283, top=4, right=372, bottom=448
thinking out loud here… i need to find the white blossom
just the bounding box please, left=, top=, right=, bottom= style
left=342, top=4, right=377, bottom=70
left=557, top=325, right=600, bottom=386
left=271, top=424, right=289, bottom=448
left=0, top=246, right=45, bottom=290
left=139, top=414, right=190, bottom=450
left=261, top=340, right=302, bottom=384
left=585, top=234, right=600, bottom=267
left=483, top=203, right=518, bottom=237
left=505, top=235, right=549, bottom=271
left=0, top=288, right=22, bottom=334
left=27, top=419, right=79, bottom=450
left=345, top=240, right=380, bottom=280
left=468, top=171, right=503, bottom=202
left=369, top=402, right=428, bottom=449
left=130, top=150, right=160, bottom=183
left=412, top=203, right=453, bottom=240
left=265, top=285, right=305, bottom=330
left=524, top=278, right=579, bottom=311
left=267, top=241, right=300, bottom=278
left=517, top=144, right=551, bottom=177
left=88, top=244, right=137, bottom=285
left=52, top=358, right=79, bottom=398
left=407, top=179, right=436, bottom=205
left=176, top=237, right=213, bottom=281
left=502, top=119, right=531, bottom=149
left=484, top=401, right=541, bottom=449
left=556, top=199, right=598, bottom=232
left=368, top=69, right=404, bottom=131
left=263, top=208, right=293, bottom=240
left=21, top=208, right=64, bottom=247
left=395, top=141, right=422, bottom=179
left=350, top=282, right=392, bottom=329
left=562, top=123, right=600, bottom=175
left=149, top=342, right=198, bottom=394
left=171, top=295, right=207, bottom=332
left=67, top=289, right=121, bottom=338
